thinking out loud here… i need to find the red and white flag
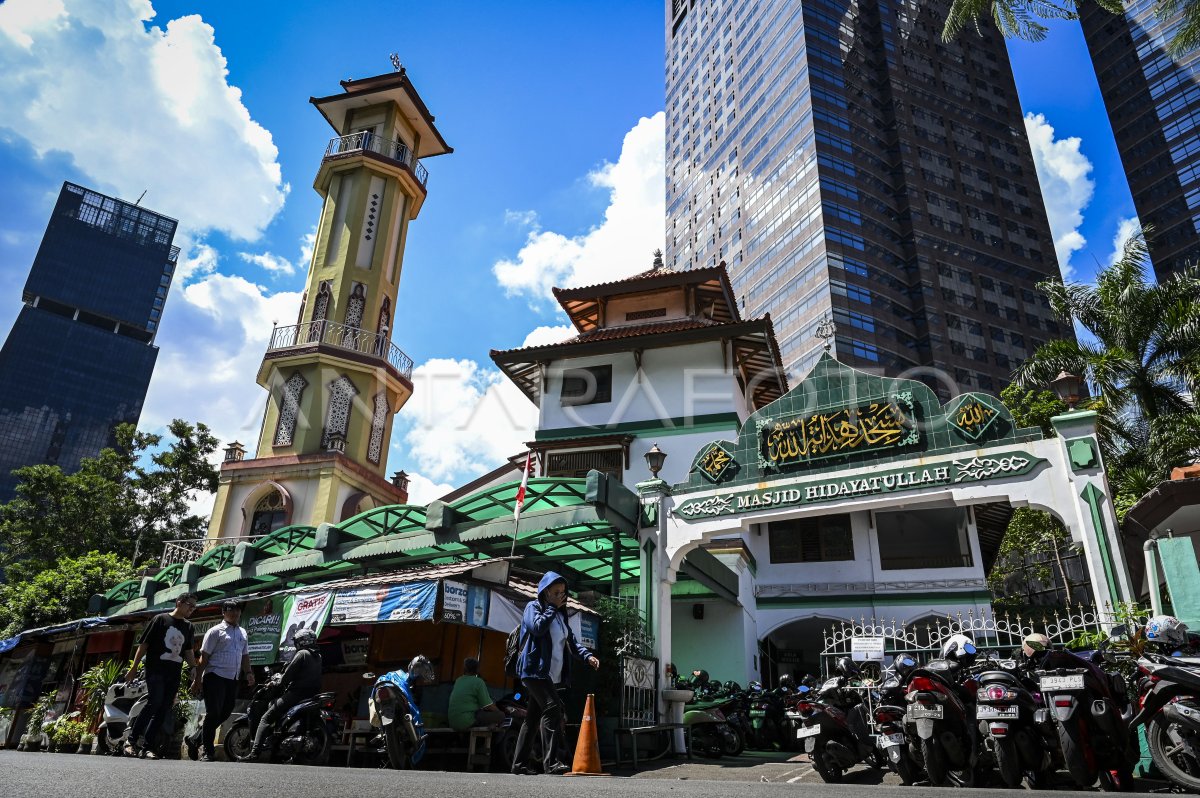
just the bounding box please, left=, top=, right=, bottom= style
left=513, top=451, right=534, bottom=522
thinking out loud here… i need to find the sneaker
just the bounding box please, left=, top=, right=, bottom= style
left=199, top=751, right=213, bottom=762
left=511, top=765, right=540, bottom=776
left=547, top=762, right=571, bottom=775
left=141, top=749, right=161, bottom=760
left=122, top=742, right=140, bottom=758
left=185, top=734, right=199, bottom=761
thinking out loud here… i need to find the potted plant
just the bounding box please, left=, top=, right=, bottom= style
left=24, top=692, right=54, bottom=752
left=80, top=731, right=95, bottom=754
left=53, top=716, right=85, bottom=753
left=79, top=658, right=124, bottom=733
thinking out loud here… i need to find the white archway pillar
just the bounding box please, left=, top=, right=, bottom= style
left=1050, top=410, right=1133, bottom=609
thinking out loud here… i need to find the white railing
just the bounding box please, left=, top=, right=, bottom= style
left=268, top=320, right=414, bottom=380
left=324, top=131, right=429, bottom=187
left=160, top=535, right=264, bottom=567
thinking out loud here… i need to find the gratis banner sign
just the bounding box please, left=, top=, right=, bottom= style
left=328, top=582, right=438, bottom=624
left=244, top=596, right=285, bottom=665
left=279, top=591, right=332, bottom=663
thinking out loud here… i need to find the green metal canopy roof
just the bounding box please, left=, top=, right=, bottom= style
left=95, top=471, right=644, bottom=616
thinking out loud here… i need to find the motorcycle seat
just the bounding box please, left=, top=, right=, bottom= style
left=978, top=670, right=1020, bottom=687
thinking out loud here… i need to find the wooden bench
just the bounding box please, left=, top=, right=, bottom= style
left=613, top=723, right=692, bottom=770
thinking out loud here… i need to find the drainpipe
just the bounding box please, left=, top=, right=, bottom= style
left=1144, top=539, right=1163, bottom=616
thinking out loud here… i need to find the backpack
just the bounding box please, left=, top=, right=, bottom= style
left=503, top=625, right=522, bottom=678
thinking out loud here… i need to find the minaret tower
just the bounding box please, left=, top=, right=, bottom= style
left=207, top=65, right=451, bottom=540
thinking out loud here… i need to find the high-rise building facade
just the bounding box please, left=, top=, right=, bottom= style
left=665, top=0, right=1067, bottom=392
left=1081, top=1, right=1200, bottom=280
left=0, top=182, right=178, bottom=499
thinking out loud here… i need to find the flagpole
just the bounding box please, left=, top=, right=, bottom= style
left=510, top=451, right=532, bottom=557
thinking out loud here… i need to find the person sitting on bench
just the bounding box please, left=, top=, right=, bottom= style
left=448, top=657, right=504, bottom=731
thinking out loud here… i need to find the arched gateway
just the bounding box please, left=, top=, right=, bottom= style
left=635, top=353, right=1131, bottom=688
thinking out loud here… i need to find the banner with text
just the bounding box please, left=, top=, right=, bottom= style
left=279, top=591, right=332, bottom=662
left=328, top=582, right=438, bottom=624
left=244, top=596, right=285, bottom=665
left=440, top=581, right=490, bottom=627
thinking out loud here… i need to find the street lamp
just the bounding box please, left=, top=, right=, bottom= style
left=644, top=443, right=667, bottom=479
left=1050, top=370, right=1083, bottom=410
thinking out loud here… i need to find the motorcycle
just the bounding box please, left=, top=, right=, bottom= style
left=363, top=667, right=428, bottom=769
left=975, top=656, right=1059, bottom=788
left=796, top=657, right=881, bottom=783
left=221, top=671, right=338, bottom=765
left=746, top=681, right=787, bottom=750
left=904, top=647, right=979, bottom=786
left=1130, top=650, right=1200, bottom=792
left=873, top=654, right=919, bottom=785
left=96, top=678, right=178, bottom=757
left=683, top=681, right=744, bottom=758
left=493, top=690, right=535, bottom=770
left=1035, top=646, right=1137, bottom=790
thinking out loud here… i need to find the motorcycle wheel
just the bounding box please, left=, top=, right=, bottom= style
left=1147, top=715, right=1200, bottom=793
left=223, top=724, right=254, bottom=762
left=384, top=724, right=410, bottom=770
left=1056, top=717, right=1098, bottom=788
left=922, top=737, right=950, bottom=787
left=96, top=728, right=114, bottom=756
left=811, top=741, right=845, bottom=783
left=994, top=736, right=1022, bottom=788
left=296, top=723, right=331, bottom=766
left=722, top=725, right=746, bottom=757
left=892, top=748, right=917, bottom=785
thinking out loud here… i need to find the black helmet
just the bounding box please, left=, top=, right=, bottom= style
left=778, top=674, right=796, bottom=690
left=691, top=669, right=710, bottom=686
left=293, top=629, right=318, bottom=651
left=408, top=655, right=436, bottom=684
left=836, top=656, right=859, bottom=677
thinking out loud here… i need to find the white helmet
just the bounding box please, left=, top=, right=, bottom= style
left=1146, top=615, right=1189, bottom=647
left=940, top=633, right=977, bottom=662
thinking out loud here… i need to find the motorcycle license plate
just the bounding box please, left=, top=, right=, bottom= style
left=908, top=705, right=943, bottom=720
left=879, top=733, right=906, bottom=748
left=976, top=705, right=1019, bottom=719
left=797, top=726, right=821, bottom=740
left=1040, top=675, right=1085, bottom=691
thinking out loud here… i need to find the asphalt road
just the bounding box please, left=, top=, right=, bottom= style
left=1, top=750, right=1158, bottom=798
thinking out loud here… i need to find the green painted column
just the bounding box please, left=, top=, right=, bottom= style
left=1080, top=483, right=1122, bottom=605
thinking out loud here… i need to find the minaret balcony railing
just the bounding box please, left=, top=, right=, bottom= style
left=268, top=320, right=414, bottom=381
left=324, top=131, right=429, bottom=187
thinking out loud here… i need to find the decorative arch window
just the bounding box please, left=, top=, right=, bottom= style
left=345, top=283, right=366, bottom=329
left=250, top=490, right=287, bottom=536
left=323, top=375, right=359, bottom=452
left=308, top=281, right=332, bottom=342
left=368, top=391, right=390, bottom=464
left=273, top=371, right=308, bottom=447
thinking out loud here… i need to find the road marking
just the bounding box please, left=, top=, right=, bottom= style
left=787, top=766, right=816, bottom=783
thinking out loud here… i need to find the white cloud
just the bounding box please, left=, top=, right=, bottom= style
left=493, top=113, right=665, bottom=302
left=174, top=238, right=218, bottom=283
left=1109, top=216, right=1141, bottom=266
left=521, top=325, right=574, bottom=348
left=238, top=251, right=296, bottom=276
left=403, top=472, right=455, bottom=505
left=1024, top=112, right=1095, bottom=280
left=0, top=0, right=287, bottom=243
left=142, top=271, right=302, bottom=448
left=398, top=358, right=537, bottom=483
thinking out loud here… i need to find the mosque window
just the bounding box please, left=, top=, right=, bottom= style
left=250, top=490, right=287, bottom=537
left=768, top=515, right=854, bottom=563
left=323, top=375, right=359, bottom=451
left=560, top=365, right=612, bottom=406
left=272, top=372, right=308, bottom=447
left=368, top=391, right=389, bottom=465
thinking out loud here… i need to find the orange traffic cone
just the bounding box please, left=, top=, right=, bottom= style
left=564, top=693, right=609, bottom=776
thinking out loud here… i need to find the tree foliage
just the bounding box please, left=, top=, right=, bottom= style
left=941, top=0, right=1198, bottom=57
left=0, top=419, right=220, bottom=580
left=0, top=551, right=135, bottom=638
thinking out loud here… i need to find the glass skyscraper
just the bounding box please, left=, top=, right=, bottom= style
left=1081, top=0, right=1200, bottom=280
left=0, top=182, right=178, bottom=500
left=665, top=0, right=1067, bottom=392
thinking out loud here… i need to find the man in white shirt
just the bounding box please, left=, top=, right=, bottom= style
left=187, top=600, right=254, bottom=761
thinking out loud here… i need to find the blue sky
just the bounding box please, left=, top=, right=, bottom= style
left=0, top=1, right=1137, bottom=502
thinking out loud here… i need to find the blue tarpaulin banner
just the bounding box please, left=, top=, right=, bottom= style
left=328, top=581, right=438, bottom=624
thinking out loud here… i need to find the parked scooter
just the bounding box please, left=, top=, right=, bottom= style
left=904, top=634, right=980, bottom=787
left=682, top=671, right=743, bottom=758
left=974, top=648, right=1060, bottom=789
left=221, top=670, right=338, bottom=764
left=96, top=678, right=178, bottom=757
left=494, top=690, right=536, bottom=770
left=796, top=657, right=881, bottom=783
left=363, top=655, right=436, bottom=769
left=873, top=654, right=919, bottom=785
left=746, top=681, right=787, bottom=750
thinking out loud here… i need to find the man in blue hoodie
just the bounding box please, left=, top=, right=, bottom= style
left=511, top=571, right=599, bottom=775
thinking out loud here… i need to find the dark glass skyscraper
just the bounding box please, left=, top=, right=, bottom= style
left=665, top=0, right=1067, bottom=392
left=0, top=182, right=178, bottom=500
left=1081, top=0, right=1200, bottom=280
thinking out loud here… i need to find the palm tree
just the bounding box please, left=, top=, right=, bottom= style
left=1015, top=230, right=1200, bottom=483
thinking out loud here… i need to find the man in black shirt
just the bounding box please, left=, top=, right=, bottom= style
left=125, top=593, right=198, bottom=758
left=250, top=628, right=322, bottom=759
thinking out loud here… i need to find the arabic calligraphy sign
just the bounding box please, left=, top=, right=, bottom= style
left=947, top=394, right=1000, bottom=441
left=757, top=393, right=918, bottom=468
left=697, top=442, right=736, bottom=483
